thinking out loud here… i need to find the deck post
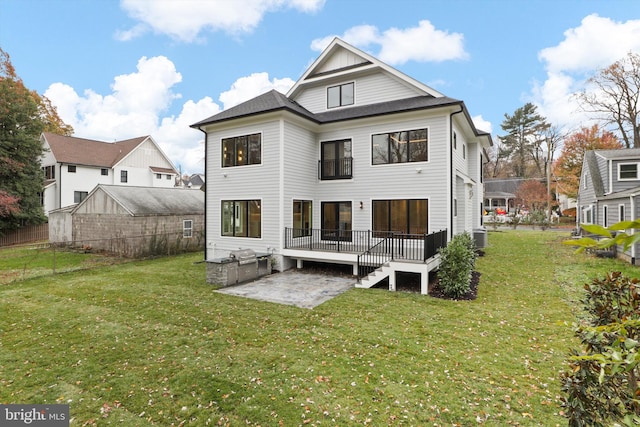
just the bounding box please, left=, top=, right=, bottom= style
left=421, top=271, right=428, bottom=295
left=389, top=269, right=396, bottom=291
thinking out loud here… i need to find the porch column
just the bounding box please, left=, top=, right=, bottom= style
left=297, top=259, right=303, bottom=269
left=421, top=273, right=428, bottom=295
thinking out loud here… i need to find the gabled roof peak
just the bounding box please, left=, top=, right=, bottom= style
left=286, top=37, right=444, bottom=99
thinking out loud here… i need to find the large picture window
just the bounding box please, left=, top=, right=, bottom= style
left=373, top=199, right=428, bottom=235
left=372, top=128, right=428, bottom=165
left=327, top=82, right=354, bottom=108
left=293, top=200, right=312, bottom=237
left=222, top=133, right=261, bottom=167
left=221, top=200, right=261, bottom=238
left=321, top=201, right=352, bottom=241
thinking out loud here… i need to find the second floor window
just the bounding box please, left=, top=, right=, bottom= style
left=327, top=82, right=354, bottom=108
left=372, top=128, right=428, bottom=165
left=121, top=170, right=128, bottom=183
left=619, top=163, right=639, bottom=180
left=222, top=133, right=261, bottom=167
left=68, top=165, right=76, bottom=173
left=43, top=165, right=55, bottom=180
left=320, top=139, right=352, bottom=180
left=101, top=168, right=108, bottom=176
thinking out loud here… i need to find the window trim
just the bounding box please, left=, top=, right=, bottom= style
left=618, top=162, right=639, bottom=181
left=372, top=198, right=429, bottom=235
left=327, top=82, right=354, bottom=109
left=221, top=132, right=262, bottom=168
left=619, top=204, right=626, bottom=222
left=371, top=128, right=429, bottom=165
left=320, top=138, right=353, bottom=180
left=603, top=205, right=608, bottom=228
left=74, top=191, right=88, bottom=204
left=183, top=219, right=193, bottom=238
left=293, top=200, right=312, bottom=237
left=221, top=199, right=262, bottom=238
left=582, top=205, right=593, bottom=224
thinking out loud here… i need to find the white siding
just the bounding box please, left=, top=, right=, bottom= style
left=59, top=164, right=114, bottom=209
left=205, top=120, right=282, bottom=259
left=295, top=73, right=422, bottom=114
left=315, top=46, right=369, bottom=74
left=119, top=139, right=174, bottom=169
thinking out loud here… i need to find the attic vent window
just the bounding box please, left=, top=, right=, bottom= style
left=327, top=82, right=354, bottom=108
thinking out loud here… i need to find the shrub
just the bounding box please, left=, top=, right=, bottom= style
left=560, top=272, right=640, bottom=426
left=437, top=232, right=477, bottom=299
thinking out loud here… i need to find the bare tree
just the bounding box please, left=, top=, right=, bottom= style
left=576, top=52, right=640, bottom=148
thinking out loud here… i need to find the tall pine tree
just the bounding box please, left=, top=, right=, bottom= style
left=498, top=103, right=548, bottom=178
left=0, top=48, right=72, bottom=232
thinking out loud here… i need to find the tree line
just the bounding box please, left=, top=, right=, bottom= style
left=486, top=52, right=640, bottom=208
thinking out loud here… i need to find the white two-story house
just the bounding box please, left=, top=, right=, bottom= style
left=41, top=133, right=178, bottom=215
left=191, top=38, right=492, bottom=292
left=578, top=148, right=640, bottom=264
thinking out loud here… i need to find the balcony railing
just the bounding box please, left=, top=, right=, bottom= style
left=318, top=157, right=353, bottom=180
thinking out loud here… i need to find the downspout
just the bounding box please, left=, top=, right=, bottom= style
left=449, top=106, right=464, bottom=239
left=195, top=127, right=208, bottom=261
left=59, top=162, right=63, bottom=210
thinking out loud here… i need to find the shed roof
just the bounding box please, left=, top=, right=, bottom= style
left=81, top=185, right=204, bottom=216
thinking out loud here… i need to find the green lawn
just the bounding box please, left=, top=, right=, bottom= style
left=0, top=231, right=637, bottom=426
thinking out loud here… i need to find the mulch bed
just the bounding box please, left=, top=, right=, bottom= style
left=427, top=271, right=480, bottom=301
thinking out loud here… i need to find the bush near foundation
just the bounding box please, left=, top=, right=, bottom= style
left=437, top=232, right=477, bottom=299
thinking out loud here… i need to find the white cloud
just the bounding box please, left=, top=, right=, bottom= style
left=118, top=0, right=325, bottom=42
left=44, top=56, right=220, bottom=174
left=219, top=72, right=295, bottom=109
left=533, top=14, right=640, bottom=132
left=472, top=115, right=492, bottom=134
left=43, top=56, right=298, bottom=174
left=311, top=20, right=468, bottom=65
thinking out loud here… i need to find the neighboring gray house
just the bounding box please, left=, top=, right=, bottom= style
left=191, top=38, right=492, bottom=293
left=578, top=148, right=640, bottom=264
left=49, top=185, right=204, bottom=257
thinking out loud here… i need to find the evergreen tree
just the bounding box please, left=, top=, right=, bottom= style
left=498, top=103, right=548, bottom=178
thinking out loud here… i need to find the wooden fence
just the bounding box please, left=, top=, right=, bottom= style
left=0, top=223, right=49, bottom=247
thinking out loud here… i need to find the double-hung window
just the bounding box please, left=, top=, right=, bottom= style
left=372, top=128, right=428, bottom=165
left=327, top=82, right=354, bottom=108
left=120, top=170, right=128, bottom=183
left=221, top=200, right=261, bottom=238
left=619, top=163, right=639, bottom=180
left=183, top=220, right=193, bottom=238
left=74, top=191, right=88, bottom=204
left=222, top=133, right=261, bottom=167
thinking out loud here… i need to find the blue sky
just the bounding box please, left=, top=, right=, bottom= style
left=1, top=0, right=639, bottom=174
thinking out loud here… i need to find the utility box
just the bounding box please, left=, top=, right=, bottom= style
left=473, top=227, right=488, bottom=249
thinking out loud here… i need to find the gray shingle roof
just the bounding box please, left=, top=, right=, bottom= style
left=584, top=150, right=606, bottom=197
left=190, top=89, right=463, bottom=128
left=90, top=185, right=204, bottom=216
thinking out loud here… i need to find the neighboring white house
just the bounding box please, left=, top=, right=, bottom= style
left=578, top=148, right=640, bottom=264
left=40, top=133, right=178, bottom=215
left=191, top=38, right=493, bottom=293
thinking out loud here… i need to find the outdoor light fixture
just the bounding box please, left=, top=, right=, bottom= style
left=416, top=167, right=422, bottom=173
left=359, top=201, right=364, bottom=209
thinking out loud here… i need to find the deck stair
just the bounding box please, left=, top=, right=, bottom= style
left=356, top=262, right=392, bottom=288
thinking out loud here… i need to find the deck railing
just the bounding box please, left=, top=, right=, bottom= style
left=284, top=227, right=448, bottom=278
left=356, top=229, right=448, bottom=279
